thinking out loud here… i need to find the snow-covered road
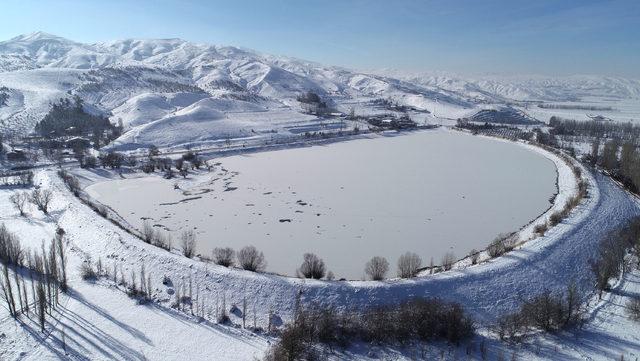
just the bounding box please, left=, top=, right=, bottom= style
left=300, top=171, right=640, bottom=323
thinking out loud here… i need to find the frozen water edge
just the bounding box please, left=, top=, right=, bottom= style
left=50, top=132, right=598, bottom=318
left=84, top=128, right=559, bottom=279
left=440, top=128, right=583, bottom=270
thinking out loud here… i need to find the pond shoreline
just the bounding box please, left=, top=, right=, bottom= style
left=81, top=128, right=562, bottom=279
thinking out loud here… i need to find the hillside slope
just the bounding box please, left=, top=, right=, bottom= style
left=1, top=32, right=639, bottom=147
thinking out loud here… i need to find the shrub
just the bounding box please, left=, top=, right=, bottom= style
left=213, top=247, right=235, bottom=267
left=238, top=246, right=266, bottom=272
left=487, top=233, right=516, bottom=258
left=79, top=261, right=97, bottom=281
left=326, top=271, right=335, bottom=281
left=365, top=256, right=389, bottom=281
left=298, top=253, right=326, bottom=279
left=548, top=211, right=563, bottom=227
left=469, top=249, right=480, bottom=265
left=397, top=252, right=422, bottom=278
left=534, top=223, right=548, bottom=236
left=59, top=169, right=82, bottom=196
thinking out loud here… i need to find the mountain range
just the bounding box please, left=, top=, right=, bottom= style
left=1, top=32, right=638, bottom=148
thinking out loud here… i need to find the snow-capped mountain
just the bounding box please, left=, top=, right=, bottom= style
left=386, top=71, right=640, bottom=103
left=0, top=32, right=479, bottom=146
left=0, top=32, right=638, bottom=148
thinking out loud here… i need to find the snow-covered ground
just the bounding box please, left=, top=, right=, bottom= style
left=1, top=132, right=639, bottom=359
left=516, top=97, right=640, bottom=124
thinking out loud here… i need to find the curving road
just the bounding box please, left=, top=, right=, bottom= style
left=300, top=171, right=640, bottom=323
left=46, top=167, right=640, bottom=327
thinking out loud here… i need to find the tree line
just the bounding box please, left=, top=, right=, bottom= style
left=549, top=117, right=640, bottom=141
left=586, top=136, right=640, bottom=194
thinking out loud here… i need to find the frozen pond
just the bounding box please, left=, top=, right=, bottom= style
left=86, top=130, right=557, bottom=279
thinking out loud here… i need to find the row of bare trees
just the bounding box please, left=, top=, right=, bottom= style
left=366, top=251, right=455, bottom=281
left=590, top=217, right=640, bottom=299
left=282, top=250, right=457, bottom=282
left=0, top=171, right=33, bottom=186
left=0, top=224, right=67, bottom=333
left=590, top=137, right=640, bottom=196
left=141, top=221, right=199, bottom=258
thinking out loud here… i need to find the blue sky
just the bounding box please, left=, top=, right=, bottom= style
left=1, top=0, right=638, bottom=77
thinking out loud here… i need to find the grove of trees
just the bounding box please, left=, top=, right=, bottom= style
left=35, top=97, right=122, bottom=145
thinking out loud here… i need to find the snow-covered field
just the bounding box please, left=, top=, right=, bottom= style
left=517, top=97, right=640, bottom=123
left=84, top=129, right=557, bottom=279
left=1, top=132, right=640, bottom=360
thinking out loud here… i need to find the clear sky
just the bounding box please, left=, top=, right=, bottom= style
left=1, top=0, right=638, bottom=77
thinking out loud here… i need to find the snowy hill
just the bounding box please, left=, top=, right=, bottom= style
left=388, top=71, right=640, bottom=103
left=1, top=32, right=639, bottom=147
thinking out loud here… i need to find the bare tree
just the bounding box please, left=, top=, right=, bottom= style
left=326, top=271, right=335, bottom=281
left=589, top=138, right=600, bottom=166
left=590, top=234, right=625, bottom=299
left=600, top=139, right=620, bottom=171
left=397, top=252, right=422, bottom=278
left=298, top=253, right=326, bottom=279
left=237, top=246, right=266, bottom=272
left=442, top=252, right=456, bottom=271
left=181, top=230, right=197, bottom=258
left=141, top=221, right=155, bottom=243
left=30, top=188, right=53, bottom=215
left=9, top=192, right=29, bottom=217
left=79, top=260, right=97, bottom=281
left=1, top=263, right=16, bottom=318
left=37, top=281, right=46, bottom=332
left=213, top=247, right=235, bottom=267
left=365, top=256, right=389, bottom=281
left=55, top=229, right=68, bottom=292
